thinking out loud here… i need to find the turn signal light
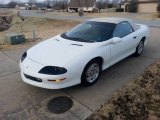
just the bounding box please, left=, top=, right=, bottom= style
left=48, top=78, right=66, bottom=82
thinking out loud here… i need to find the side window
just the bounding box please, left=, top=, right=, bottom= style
left=113, top=22, right=133, bottom=38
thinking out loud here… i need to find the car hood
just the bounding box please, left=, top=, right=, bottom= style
left=27, top=35, right=96, bottom=67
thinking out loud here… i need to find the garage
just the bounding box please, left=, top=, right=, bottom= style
left=138, top=2, right=157, bottom=13
left=122, top=0, right=158, bottom=13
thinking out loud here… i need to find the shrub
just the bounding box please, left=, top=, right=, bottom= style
left=78, top=9, right=84, bottom=16
left=128, top=0, right=138, bottom=13
left=116, top=8, right=124, bottom=12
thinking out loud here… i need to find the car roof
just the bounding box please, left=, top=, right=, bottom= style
left=88, top=17, right=131, bottom=24
left=87, top=17, right=137, bottom=31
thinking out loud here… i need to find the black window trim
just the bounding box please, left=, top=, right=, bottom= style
left=113, top=21, right=134, bottom=38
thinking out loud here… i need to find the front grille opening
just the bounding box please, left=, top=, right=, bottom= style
left=24, top=74, right=42, bottom=82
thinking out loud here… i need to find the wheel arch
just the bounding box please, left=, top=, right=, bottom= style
left=140, top=36, right=147, bottom=45
left=141, top=36, right=146, bottom=42
left=83, top=56, right=104, bottom=72
left=81, top=56, right=103, bottom=86
left=89, top=57, right=103, bottom=66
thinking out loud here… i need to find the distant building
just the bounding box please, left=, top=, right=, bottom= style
left=15, top=3, right=26, bottom=10
left=68, top=0, right=96, bottom=12
left=25, top=4, right=31, bottom=10
left=16, top=3, right=37, bottom=10
left=121, top=0, right=158, bottom=13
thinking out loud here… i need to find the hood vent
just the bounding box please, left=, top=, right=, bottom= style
left=71, top=44, right=83, bottom=46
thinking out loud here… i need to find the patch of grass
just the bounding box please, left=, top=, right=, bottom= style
left=0, top=15, right=80, bottom=51
left=87, top=61, right=160, bottom=120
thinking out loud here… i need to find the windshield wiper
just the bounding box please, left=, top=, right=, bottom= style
left=61, top=33, right=96, bottom=43
left=71, top=37, right=96, bottom=43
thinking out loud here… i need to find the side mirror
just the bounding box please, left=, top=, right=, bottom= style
left=111, top=37, right=122, bottom=44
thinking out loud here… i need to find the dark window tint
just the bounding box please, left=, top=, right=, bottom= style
left=113, top=22, right=133, bottom=38
left=61, top=21, right=116, bottom=42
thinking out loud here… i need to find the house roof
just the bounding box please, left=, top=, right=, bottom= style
left=123, top=0, right=158, bottom=4
left=68, top=0, right=96, bottom=8
left=16, top=3, right=26, bottom=7
left=138, top=0, right=158, bottom=3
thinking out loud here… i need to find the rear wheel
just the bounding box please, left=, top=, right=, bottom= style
left=134, top=40, right=144, bottom=56
left=81, top=60, right=101, bottom=86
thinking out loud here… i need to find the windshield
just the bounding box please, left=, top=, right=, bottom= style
left=61, top=21, right=116, bottom=43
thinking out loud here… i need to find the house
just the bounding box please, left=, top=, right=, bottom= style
left=25, top=3, right=32, bottom=10
left=68, top=0, right=96, bottom=12
left=121, top=0, right=158, bottom=13
left=16, top=3, right=38, bottom=10
left=15, top=3, right=26, bottom=10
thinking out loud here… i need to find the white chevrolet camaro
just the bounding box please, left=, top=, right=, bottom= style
left=20, top=17, right=149, bottom=89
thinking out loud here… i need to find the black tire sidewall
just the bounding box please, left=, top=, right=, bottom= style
left=81, top=60, right=101, bottom=86
left=134, top=40, right=144, bottom=56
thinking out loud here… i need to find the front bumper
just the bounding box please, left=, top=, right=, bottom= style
left=20, top=58, right=80, bottom=89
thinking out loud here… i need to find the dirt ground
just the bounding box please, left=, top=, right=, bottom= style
left=0, top=15, right=80, bottom=51
left=86, top=60, right=160, bottom=120
left=0, top=10, right=13, bottom=32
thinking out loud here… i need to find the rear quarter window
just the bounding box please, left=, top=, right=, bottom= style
left=113, top=21, right=134, bottom=38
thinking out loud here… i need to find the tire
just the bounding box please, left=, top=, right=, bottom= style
left=134, top=40, right=144, bottom=56
left=81, top=60, right=102, bottom=86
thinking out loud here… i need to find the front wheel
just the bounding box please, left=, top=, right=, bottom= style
left=81, top=60, right=101, bottom=86
left=134, top=40, right=144, bottom=56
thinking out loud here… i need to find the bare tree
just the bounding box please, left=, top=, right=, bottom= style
left=28, top=0, right=37, bottom=5
left=76, top=0, right=83, bottom=8
left=7, top=0, right=17, bottom=8
left=52, top=0, right=60, bottom=11
left=104, top=0, right=110, bottom=8
left=112, top=0, right=120, bottom=7
left=96, top=0, right=104, bottom=13
left=46, top=0, right=52, bottom=5
left=59, top=0, right=68, bottom=12
left=45, top=0, right=52, bottom=9
left=128, top=0, right=138, bottom=13
left=157, top=0, right=160, bottom=15
left=84, top=0, right=90, bottom=8
left=52, top=0, right=57, bottom=9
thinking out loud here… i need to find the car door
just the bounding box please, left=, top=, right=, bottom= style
left=110, top=21, right=136, bottom=66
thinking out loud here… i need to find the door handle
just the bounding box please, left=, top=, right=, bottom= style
left=133, top=36, right=137, bottom=39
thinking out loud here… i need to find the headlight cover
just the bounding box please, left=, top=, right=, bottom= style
left=21, top=52, right=27, bottom=62
left=39, top=66, right=67, bottom=75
